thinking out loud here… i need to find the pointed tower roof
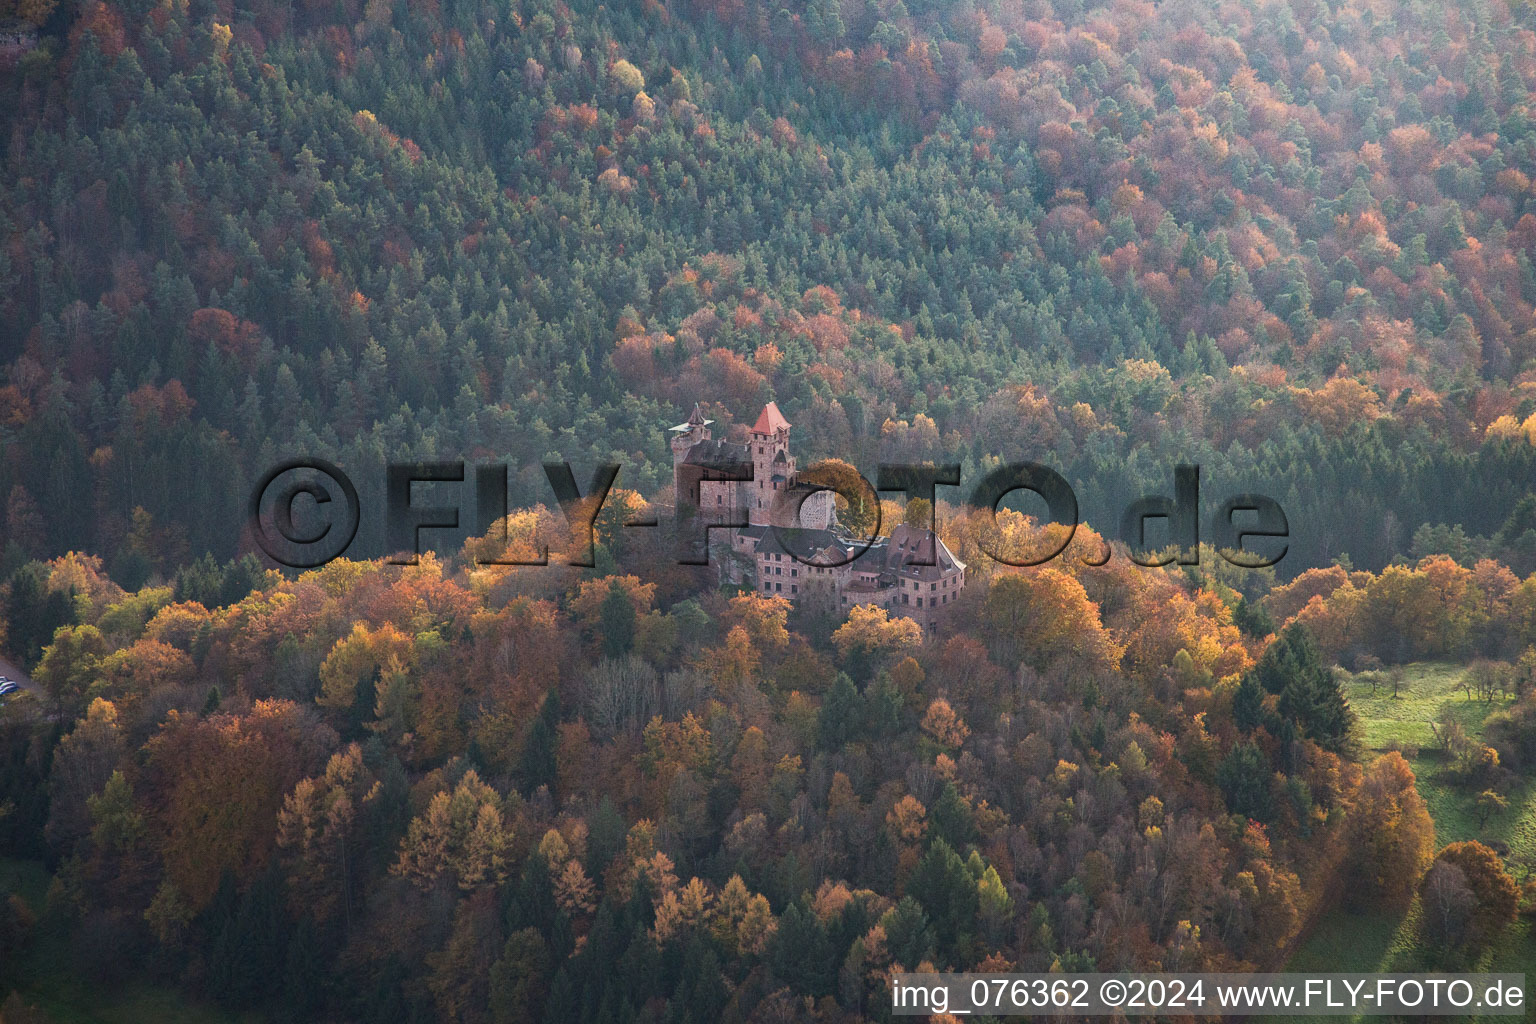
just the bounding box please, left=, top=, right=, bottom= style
left=670, top=402, right=714, bottom=432
left=751, top=401, right=791, bottom=434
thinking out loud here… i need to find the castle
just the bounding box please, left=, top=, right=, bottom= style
left=670, top=401, right=967, bottom=629
left=669, top=401, right=835, bottom=530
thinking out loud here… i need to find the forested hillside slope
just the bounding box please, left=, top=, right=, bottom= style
left=6, top=522, right=1527, bottom=1022
left=5, top=2, right=1536, bottom=1021
left=2, top=0, right=1536, bottom=577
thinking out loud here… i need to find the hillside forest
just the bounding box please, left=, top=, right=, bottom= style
left=3, top=0, right=1536, bottom=1021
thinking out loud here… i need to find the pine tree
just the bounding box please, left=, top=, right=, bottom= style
left=1234, top=672, right=1265, bottom=733
left=769, top=899, right=832, bottom=996
left=490, top=928, right=551, bottom=1023
left=519, top=690, right=561, bottom=795
left=879, top=896, right=935, bottom=969
left=4, top=564, right=76, bottom=670
left=1233, top=597, right=1274, bottom=639
left=1252, top=623, right=1321, bottom=694
left=928, top=782, right=975, bottom=849
left=599, top=582, right=636, bottom=660
left=1217, top=741, right=1274, bottom=822
left=909, top=839, right=977, bottom=956
left=544, top=967, right=579, bottom=1023
left=818, top=672, right=860, bottom=749
left=208, top=865, right=288, bottom=1009
left=681, top=941, right=728, bottom=1022
left=1248, top=624, right=1358, bottom=753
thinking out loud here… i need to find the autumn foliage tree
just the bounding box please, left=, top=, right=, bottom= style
left=1347, top=752, right=1435, bottom=908
left=978, top=570, right=1121, bottom=675
left=831, top=604, right=921, bottom=679
left=141, top=700, right=335, bottom=910
left=1420, top=842, right=1520, bottom=959
left=394, top=770, right=515, bottom=893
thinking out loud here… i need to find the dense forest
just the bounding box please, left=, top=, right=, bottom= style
left=4, top=0, right=1536, bottom=1020
left=2, top=0, right=1536, bottom=577
left=2, top=513, right=1535, bottom=1022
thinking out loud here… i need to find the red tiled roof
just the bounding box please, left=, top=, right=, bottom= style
left=751, top=401, right=790, bottom=434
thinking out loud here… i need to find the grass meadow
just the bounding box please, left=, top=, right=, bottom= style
left=1276, top=663, right=1536, bottom=1024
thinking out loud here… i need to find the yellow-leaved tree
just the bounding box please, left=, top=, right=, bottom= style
left=831, top=605, right=921, bottom=676
left=610, top=58, right=644, bottom=94
left=393, top=770, right=513, bottom=892
left=317, top=621, right=416, bottom=711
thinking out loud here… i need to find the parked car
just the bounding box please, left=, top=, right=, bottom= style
left=0, top=680, right=20, bottom=697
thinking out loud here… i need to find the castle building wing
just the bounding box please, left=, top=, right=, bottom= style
left=883, top=524, right=966, bottom=581
left=754, top=526, right=853, bottom=565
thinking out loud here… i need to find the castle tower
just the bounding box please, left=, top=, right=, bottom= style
left=749, top=402, right=792, bottom=526
left=670, top=403, right=712, bottom=506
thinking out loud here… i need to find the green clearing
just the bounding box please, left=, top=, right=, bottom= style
left=0, top=858, right=262, bottom=1024
left=1275, top=663, right=1536, bottom=1024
